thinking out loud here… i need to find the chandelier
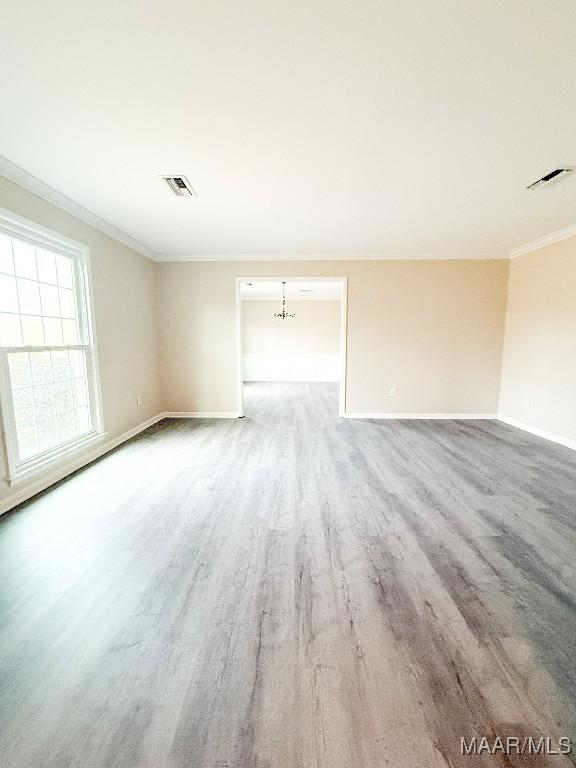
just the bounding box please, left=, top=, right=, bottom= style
left=274, top=281, right=295, bottom=319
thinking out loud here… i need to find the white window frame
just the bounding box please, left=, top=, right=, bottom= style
left=0, top=208, right=104, bottom=484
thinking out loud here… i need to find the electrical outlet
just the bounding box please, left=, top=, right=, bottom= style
left=136, top=395, right=143, bottom=408
left=524, top=393, right=531, bottom=407
left=389, top=387, right=397, bottom=398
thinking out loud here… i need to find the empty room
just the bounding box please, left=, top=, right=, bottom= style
left=0, top=2, right=575, bottom=767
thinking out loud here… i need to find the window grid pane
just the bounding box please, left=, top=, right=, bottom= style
left=0, top=247, right=81, bottom=348
left=8, top=349, right=93, bottom=461
left=0, top=229, right=96, bottom=469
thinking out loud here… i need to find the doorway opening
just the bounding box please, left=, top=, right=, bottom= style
left=235, top=277, right=347, bottom=417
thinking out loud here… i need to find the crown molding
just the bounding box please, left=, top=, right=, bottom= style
left=510, top=222, right=576, bottom=259
left=12, top=153, right=573, bottom=263
left=0, top=155, right=157, bottom=261
left=156, top=251, right=507, bottom=263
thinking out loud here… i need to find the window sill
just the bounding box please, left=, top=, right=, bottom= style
left=7, top=430, right=109, bottom=487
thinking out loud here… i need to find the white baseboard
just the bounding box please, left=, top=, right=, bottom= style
left=497, top=415, right=576, bottom=452
left=161, top=411, right=242, bottom=419
left=344, top=411, right=576, bottom=451
left=343, top=412, right=497, bottom=420
left=0, top=413, right=164, bottom=517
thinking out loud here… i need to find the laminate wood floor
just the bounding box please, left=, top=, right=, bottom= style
left=0, top=382, right=575, bottom=767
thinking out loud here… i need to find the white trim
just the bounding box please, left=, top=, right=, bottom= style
left=496, top=415, right=576, bottom=451
left=0, top=206, right=90, bottom=257
left=242, top=354, right=339, bottom=383
left=510, top=222, right=576, bottom=259
left=343, top=412, right=498, bottom=420
left=339, top=278, right=347, bottom=417
left=0, top=211, right=105, bottom=481
left=235, top=278, right=244, bottom=417
left=83, top=241, right=105, bottom=435
left=161, top=411, right=242, bottom=418
left=6, top=153, right=576, bottom=265
left=0, top=156, right=156, bottom=261
left=157, top=252, right=507, bottom=262
left=0, top=413, right=164, bottom=517
left=6, top=430, right=105, bottom=485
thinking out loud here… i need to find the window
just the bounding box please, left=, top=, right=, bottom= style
left=0, top=211, right=103, bottom=481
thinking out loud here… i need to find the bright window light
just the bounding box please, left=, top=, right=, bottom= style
left=0, top=215, right=102, bottom=480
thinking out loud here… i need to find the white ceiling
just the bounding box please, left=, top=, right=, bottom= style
left=2, top=1, right=576, bottom=260
left=240, top=280, right=342, bottom=300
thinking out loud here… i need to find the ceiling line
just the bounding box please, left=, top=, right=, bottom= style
left=156, top=251, right=508, bottom=262
left=3, top=155, right=574, bottom=262
left=509, top=222, right=576, bottom=258
left=0, top=155, right=157, bottom=261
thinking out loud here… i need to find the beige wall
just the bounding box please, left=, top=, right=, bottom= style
left=0, top=176, right=162, bottom=506
left=157, top=260, right=509, bottom=414
left=242, top=300, right=340, bottom=356
left=499, top=236, right=576, bottom=443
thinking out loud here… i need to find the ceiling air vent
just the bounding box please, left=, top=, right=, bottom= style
left=162, top=175, right=197, bottom=197
left=526, top=167, right=575, bottom=190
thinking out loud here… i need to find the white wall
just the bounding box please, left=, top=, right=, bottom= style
left=0, top=176, right=162, bottom=511
left=242, top=300, right=340, bottom=382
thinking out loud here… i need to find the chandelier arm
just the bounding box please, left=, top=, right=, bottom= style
left=274, top=280, right=295, bottom=319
